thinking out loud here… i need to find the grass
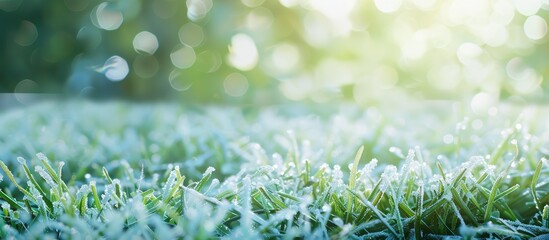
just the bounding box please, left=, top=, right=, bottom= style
left=0, top=101, right=548, bottom=239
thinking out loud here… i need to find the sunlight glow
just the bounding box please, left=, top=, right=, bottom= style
left=228, top=34, right=258, bottom=71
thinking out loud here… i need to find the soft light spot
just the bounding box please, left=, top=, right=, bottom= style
left=196, top=50, right=222, bottom=73
left=133, top=31, right=158, bottom=54
left=302, top=13, right=332, bottom=47
left=186, top=0, right=213, bottom=21
left=456, top=42, right=483, bottom=65
left=524, top=15, right=547, bottom=40
left=178, top=23, right=204, bottom=47
left=77, top=26, right=102, bottom=49
left=443, top=134, right=454, bottom=144
left=412, top=0, right=435, bottom=10
left=241, top=0, right=265, bottom=7
left=428, top=64, right=460, bottom=90
left=314, top=59, right=354, bottom=87
left=374, top=0, right=402, bottom=13
left=228, top=33, right=258, bottom=71
left=14, top=79, right=38, bottom=93
left=506, top=58, right=534, bottom=81
left=224, top=72, right=249, bottom=97
left=14, top=20, right=38, bottom=46
left=310, top=0, right=356, bottom=19
left=491, top=0, right=515, bottom=25
left=505, top=58, right=542, bottom=93
left=471, top=92, right=498, bottom=114
left=278, top=0, right=299, bottom=7
left=169, top=70, right=193, bottom=91
left=279, top=75, right=312, bottom=101
left=472, top=119, right=484, bottom=130
left=514, top=0, right=542, bottom=16
left=93, top=3, right=123, bottom=31
left=245, top=7, right=274, bottom=30
left=170, top=45, right=196, bottom=69
left=482, top=23, right=508, bottom=47
left=99, top=56, right=129, bottom=81
left=14, top=79, right=39, bottom=104
left=271, top=43, right=300, bottom=73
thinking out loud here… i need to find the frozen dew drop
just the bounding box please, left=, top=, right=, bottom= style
left=524, top=15, right=547, bottom=40
left=223, top=72, right=249, bottom=97
left=203, top=167, right=215, bottom=177
left=170, top=45, right=196, bottom=69
left=133, top=31, right=158, bottom=55
left=99, top=56, right=129, bottom=81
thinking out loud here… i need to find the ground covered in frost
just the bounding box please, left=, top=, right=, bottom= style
left=0, top=101, right=548, bottom=239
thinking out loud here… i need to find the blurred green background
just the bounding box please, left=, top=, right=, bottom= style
left=1, top=0, right=548, bottom=105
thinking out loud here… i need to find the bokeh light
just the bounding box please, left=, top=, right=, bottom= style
left=133, top=31, right=159, bottom=55
left=1, top=0, right=549, bottom=105
left=99, top=56, right=129, bottom=81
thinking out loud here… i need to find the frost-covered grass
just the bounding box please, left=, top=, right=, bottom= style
left=0, top=101, right=548, bottom=239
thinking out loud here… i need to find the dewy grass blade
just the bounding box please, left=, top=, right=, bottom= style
left=347, top=188, right=399, bottom=238
left=484, top=176, right=504, bottom=222
left=0, top=190, right=24, bottom=210
left=531, top=159, right=544, bottom=212
left=349, top=146, right=364, bottom=190
left=415, top=185, right=424, bottom=240
left=0, top=103, right=547, bottom=238
left=0, top=160, right=37, bottom=203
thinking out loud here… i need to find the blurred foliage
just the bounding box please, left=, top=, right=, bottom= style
left=1, top=0, right=549, bottom=105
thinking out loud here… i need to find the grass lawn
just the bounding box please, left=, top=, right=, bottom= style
left=0, top=101, right=548, bottom=239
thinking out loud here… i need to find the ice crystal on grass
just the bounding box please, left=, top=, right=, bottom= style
left=0, top=102, right=548, bottom=239
left=35, top=166, right=58, bottom=189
